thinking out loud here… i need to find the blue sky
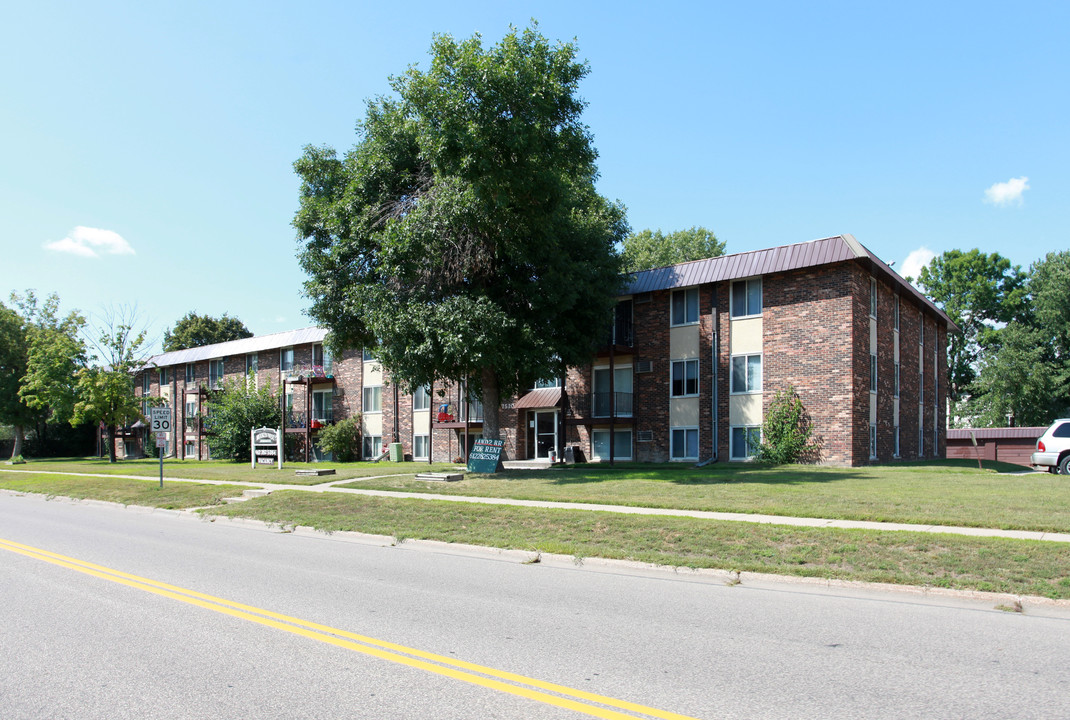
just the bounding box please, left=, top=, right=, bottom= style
left=2, top=1, right=1066, bottom=356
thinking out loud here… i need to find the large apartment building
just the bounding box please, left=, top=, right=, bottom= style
left=130, top=234, right=955, bottom=466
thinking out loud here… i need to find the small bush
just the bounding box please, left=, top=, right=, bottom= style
left=757, top=386, right=817, bottom=464
left=317, top=416, right=362, bottom=462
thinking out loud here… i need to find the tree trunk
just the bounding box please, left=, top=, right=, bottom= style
left=480, top=366, right=500, bottom=440
left=11, top=425, right=24, bottom=459
left=107, top=425, right=117, bottom=463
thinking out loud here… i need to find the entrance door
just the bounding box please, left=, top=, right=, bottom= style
left=529, top=410, right=558, bottom=459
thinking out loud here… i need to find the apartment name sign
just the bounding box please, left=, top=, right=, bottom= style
left=251, top=427, right=283, bottom=469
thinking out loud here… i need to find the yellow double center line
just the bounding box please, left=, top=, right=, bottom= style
left=0, top=537, right=700, bottom=720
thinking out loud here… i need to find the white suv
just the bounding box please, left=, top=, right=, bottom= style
left=1031, top=419, right=1070, bottom=474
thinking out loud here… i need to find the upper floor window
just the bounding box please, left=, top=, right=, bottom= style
left=870, top=277, right=877, bottom=318
left=671, top=288, right=699, bottom=326
left=870, top=353, right=877, bottom=394
left=312, top=343, right=332, bottom=369
left=363, top=386, right=382, bottom=413
left=534, top=377, right=561, bottom=389
left=209, top=359, right=224, bottom=390
left=670, top=359, right=699, bottom=397
left=246, top=353, right=258, bottom=375
left=185, top=363, right=195, bottom=384
left=142, top=373, right=151, bottom=394
left=280, top=347, right=294, bottom=372
left=730, top=354, right=762, bottom=394
left=413, top=385, right=431, bottom=411
left=731, top=278, right=762, bottom=318
left=362, top=348, right=375, bottom=362
left=893, top=297, right=900, bottom=331
left=159, top=367, right=169, bottom=385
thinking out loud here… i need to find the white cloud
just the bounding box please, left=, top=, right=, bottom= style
left=44, top=226, right=135, bottom=258
left=901, top=247, right=936, bottom=287
left=983, top=176, right=1029, bottom=206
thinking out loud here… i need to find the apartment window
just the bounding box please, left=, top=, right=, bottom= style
left=184, top=441, right=196, bottom=459
left=670, top=427, right=699, bottom=460
left=246, top=353, right=258, bottom=375
left=730, top=354, right=762, bottom=394
left=312, top=389, right=333, bottom=424
left=413, top=385, right=431, bottom=411
left=142, top=399, right=150, bottom=416
left=142, top=373, right=151, bottom=393
left=670, top=359, right=699, bottom=397
left=185, top=399, right=197, bottom=422
left=730, top=426, right=761, bottom=460
left=918, top=422, right=924, bottom=458
left=185, top=363, right=195, bottom=384
left=869, top=424, right=877, bottom=460
left=159, top=367, right=169, bottom=385
left=280, top=347, right=294, bottom=372
left=312, top=343, right=332, bottom=370
left=731, top=278, right=762, bottom=318
left=671, top=288, right=699, bottom=326
left=362, top=348, right=375, bottom=362
left=894, top=297, right=900, bottom=331
left=209, top=359, right=224, bottom=390
left=534, top=376, right=561, bottom=389
left=592, top=429, right=633, bottom=461
left=894, top=362, right=900, bottom=399
left=893, top=425, right=900, bottom=458
left=363, top=385, right=382, bottom=413
left=363, top=435, right=383, bottom=459
left=413, top=434, right=429, bottom=459
left=919, top=364, right=924, bottom=406
left=870, top=277, right=877, bottom=318
left=870, top=353, right=877, bottom=394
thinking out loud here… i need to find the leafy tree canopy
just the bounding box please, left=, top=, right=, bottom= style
left=293, top=24, right=627, bottom=438
left=163, top=312, right=253, bottom=352
left=620, top=226, right=725, bottom=273
left=203, top=374, right=279, bottom=462
left=916, top=249, right=1028, bottom=401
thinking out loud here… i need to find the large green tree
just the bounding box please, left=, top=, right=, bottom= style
left=0, top=302, right=32, bottom=458
left=203, top=374, right=279, bottom=461
left=163, top=312, right=252, bottom=352
left=293, top=25, right=627, bottom=439
left=916, top=249, right=1027, bottom=402
left=970, top=251, right=1070, bottom=425
left=71, top=309, right=150, bottom=462
left=620, top=226, right=725, bottom=273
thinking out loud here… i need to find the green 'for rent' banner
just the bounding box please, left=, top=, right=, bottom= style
left=467, top=438, right=505, bottom=473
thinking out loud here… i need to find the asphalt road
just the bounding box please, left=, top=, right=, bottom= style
left=1, top=492, right=1068, bottom=719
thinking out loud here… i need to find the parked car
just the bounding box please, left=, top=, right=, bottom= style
left=1031, top=419, right=1070, bottom=474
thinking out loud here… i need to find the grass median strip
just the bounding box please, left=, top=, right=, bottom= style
left=344, top=460, right=1070, bottom=533
left=0, top=473, right=248, bottom=509
left=204, top=491, right=1070, bottom=600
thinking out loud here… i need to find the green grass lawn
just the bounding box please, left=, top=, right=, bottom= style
left=339, top=460, right=1069, bottom=533
left=0, top=472, right=247, bottom=509
left=204, top=490, right=1070, bottom=600
left=12, top=457, right=464, bottom=486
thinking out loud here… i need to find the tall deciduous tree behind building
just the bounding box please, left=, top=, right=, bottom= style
left=293, top=25, right=627, bottom=439
left=163, top=312, right=252, bottom=352
left=620, top=226, right=725, bottom=273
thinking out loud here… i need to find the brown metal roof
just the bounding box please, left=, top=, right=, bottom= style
left=947, top=427, right=1047, bottom=440
left=623, top=234, right=959, bottom=333
left=513, top=387, right=562, bottom=409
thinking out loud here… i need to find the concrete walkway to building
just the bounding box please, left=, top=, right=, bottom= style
left=4, top=467, right=1069, bottom=544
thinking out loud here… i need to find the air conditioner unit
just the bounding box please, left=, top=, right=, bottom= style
left=635, top=360, right=653, bottom=374
left=637, top=430, right=653, bottom=443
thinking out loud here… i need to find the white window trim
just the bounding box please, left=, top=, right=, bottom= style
left=413, top=433, right=430, bottom=460
left=670, top=426, right=700, bottom=461
left=730, top=425, right=761, bottom=461
left=730, top=277, right=763, bottom=319
left=730, top=353, right=763, bottom=395
left=363, top=435, right=383, bottom=459
left=670, top=287, right=700, bottom=327
left=669, top=358, right=700, bottom=398
left=362, top=385, right=383, bottom=414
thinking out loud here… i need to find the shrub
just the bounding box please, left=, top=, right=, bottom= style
left=756, top=386, right=817, bottom=464
left=316, top=416, right=362, bottom=462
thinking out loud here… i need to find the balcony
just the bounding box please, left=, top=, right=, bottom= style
left=285, top=410, right=334, bottom=430
left=566, top=392, right=634, bottom=420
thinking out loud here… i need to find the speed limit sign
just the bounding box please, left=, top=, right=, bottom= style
left=150, top=407, right=172, bottom=433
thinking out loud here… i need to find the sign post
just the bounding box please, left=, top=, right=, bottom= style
left=150, top=407, right=171, bottom=488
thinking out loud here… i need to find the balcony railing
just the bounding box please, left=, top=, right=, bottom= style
left=285, top=410, right=307, bottom=429
left=566, top=392, right=633, bottom=419
left=285, top=410, right=334, bottom=429
left=606, top=315, right=634, bottom=347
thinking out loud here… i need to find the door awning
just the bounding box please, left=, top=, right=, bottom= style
left=514, top=387, right=562, bottom=409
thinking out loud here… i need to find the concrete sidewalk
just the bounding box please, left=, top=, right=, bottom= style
left=3, top=467, right=1069, bottom=544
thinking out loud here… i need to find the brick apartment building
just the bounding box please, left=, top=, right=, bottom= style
left=129, top=234, right=955, bottom=467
